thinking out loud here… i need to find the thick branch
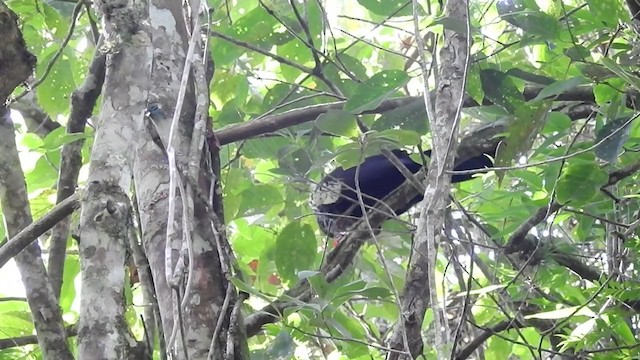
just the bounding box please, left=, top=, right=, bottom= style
left=0, top=193, right=80, bottom=269
left=48, top=40, right=106, bottom=299
left=216, top=85, right=607, bottom=145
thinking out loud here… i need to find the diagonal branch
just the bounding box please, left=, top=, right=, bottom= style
left=244, top=122, right=505, bottom=337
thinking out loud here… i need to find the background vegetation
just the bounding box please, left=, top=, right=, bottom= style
left=2, top=0, right=640, bottom=358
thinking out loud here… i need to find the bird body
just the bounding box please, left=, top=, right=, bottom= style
left=311, top=149, right=493, bottom=236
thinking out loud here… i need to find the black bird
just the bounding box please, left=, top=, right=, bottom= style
left=311, top=149, right=494, bottom=236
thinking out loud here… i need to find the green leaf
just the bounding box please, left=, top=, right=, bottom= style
left=231, top=220, right=273, bottom=259
left=357, top=0, right=419, bottom=17
left=576, top=63, right=615, bottom=81
left=600, top=58, right=640, bottom=93
left=237, top=184, right=283, bottom=217
left=59, top=254, right=80, bottom=313
left=42, top=2, right=70, bottom=39
left=375, top=129, right=421, bottom=147
left=480, top=69, right=525, bottom=114
left=277, top=146, right=313, bottom=174
left=333, top=143, right=365, bottom=170
left=372, top=98, right=429, bottom=134
left=35, top=48, right=76, bottom=116
left=556, top=162, right=609, bottom=205
left=496, top=0, right=560, bottom=38
left=251, top=331, right=295, bottom=360
left=41, top=127, right=89, bottom=151
left=494, top=100, right=552, bottom=182
left=25, top=155, right=59, bottom=191
left=506, top=68, right=555, bottom=86
left=525, top=306, right=595, bottom=320
left=542, top=111, right=572, bottom=134
left=331, top=311, right=366, bottom=340
left=20, top=133, right=44, bottom=150
left=344, top=70, right=410, bottom=114
left=277, top=39, right=313, bottom=77
left=315, top=110, right=359, bottom=138
left=230, top=276, right=270, bottom=300
left=564, top=45, right=591, bottom=62
left=211, top=7, right=281, bottom=65
left=216, top=100, right=245, bottom=127
left=595, top=117, right=633, bottom=163
left=275, top=222, right=317, bottom=283
left=585, top=0, right=625, bottom=28
left=532, top=77, right=589, bottom=101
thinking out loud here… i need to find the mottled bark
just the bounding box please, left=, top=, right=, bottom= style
left=0, top=4, right=73, bottom=358
left=0, top=109, right=74, bottom=359
left=49, top=40, right=106, bottom=300
left=77, top=1, right=152, bottom=358
left=388, top=0, right=470, bottom=358
left=132, top=1, right=233, bottom=358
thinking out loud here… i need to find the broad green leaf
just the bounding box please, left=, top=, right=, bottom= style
left=533, top=77, right=589, bottom=101
left=20, top=133, right=44, bottom=150
left=542, top=111, right=572, bottom=134
left=251, top=331, right=295, bottom=360
left=41, top=2, right=69, bottom=39
left=216, top=100, right=245, bottom=127
left=609, top=314, right=635, bottom=344
left=41, top=127, right=89, bottom=151
left=496, top=0, right=560, bottom=38
left=494, top=100, right=552, bottom=182
left=372, top=98, right=429, bottom=134
left=35, top=48, right=76, bottom=116
left=231, top=219, right=273, bottom=259
left=357, top=0, right=418, bottom=17
left=600, top=58, right=640, bottom=93
left=595, top=117, right=633, bottom=163
left=315, top=110, right=359, bottom=138
left=556, top=162, right=608, bottom=205
left=480, top=69, right=525, bottom=114
left=307, top=272, right=330, bottom=299
left=25, top=154, right=59, bottom=191
left=323, top=57, right=364, bottom=97
left=277, top=146, right=312, bottom=174
left=275, top=222, right=317, bottom=283
left=344, top=70, right=410, bottom=114
left=211, top=7, right=281, bottom=65
left=485, top=331, right=513, bottom=357
left=576, top=63, right=615, bottom=81
left=506, top=68, right=555, bottom=86
left=237, top=183, right=282, bottom=217
left=333, top=142, right=364, bottom=170
left=564, top=45, right=591, bottom=61
left=375, top=129, right=421, bottom=147
left=0, top=309, right=34, bottom=338
left=277, top=39, right=313, bottom=81
left=593, top=79, right=625, bottom=105
left=230, top=276, right=270, bottom=300
left=327, top=312, right=368, bottom=356
left=585, top=0, right=626, bottom=28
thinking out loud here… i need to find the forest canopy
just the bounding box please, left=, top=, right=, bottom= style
left=1, top=0, right=640, bottom=359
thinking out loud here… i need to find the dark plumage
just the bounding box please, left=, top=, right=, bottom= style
left=311, top=149, right=494, bottom=236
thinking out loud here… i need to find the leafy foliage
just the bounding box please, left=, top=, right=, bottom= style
left=3, top=0, right=640, bottom=358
